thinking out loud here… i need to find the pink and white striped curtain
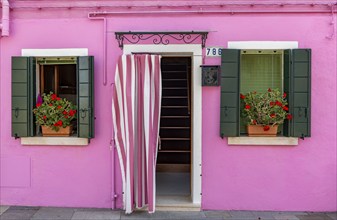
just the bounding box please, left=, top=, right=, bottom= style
left=112, top=54, right=162, bottom=214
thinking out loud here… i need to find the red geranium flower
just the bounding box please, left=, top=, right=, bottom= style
left=56, top=97, right=61, bottom=101
left=268, top=88, right=272, bottom=92
left=54, top=120, right=63, bottom=127
left=51, top=94, right=57, bottom=100
left=36, top=103, right=41, bottom=107
left=57, top=105, right=62, bottom=109
left=43, top=115, right=47, bottom=120
left=252, top=119, right=257, bottom=125
left=245, top=105, right=251, bottom=110
left=283, top=106, right=289, bottom=111
left=283, top=92, right=287, bottom=98
left=275, top=101, right=282, bottom=107
left=240, top=94, right=246, bottom=99
left=49, top=104, right=53, bottom=106
left=270, top=113, right=276, bottom=118
left=287, top=114, right=293, bottom=120
left=263, top=125, right=270, bottom=131
left=270, top=102, right=275, bottom=106
left=69, top=110, right=77, bottom=117
left=63, top=110, right=68, bottom=115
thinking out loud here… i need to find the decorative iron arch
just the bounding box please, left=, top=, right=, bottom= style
left=115, top=31, right=208, bottom=49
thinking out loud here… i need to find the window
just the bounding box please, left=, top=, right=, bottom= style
left=220, top=49, right=311, bottom=138
left=240, top=50, right=284, bottom=135
left=11, top=56, right=94, bottom=139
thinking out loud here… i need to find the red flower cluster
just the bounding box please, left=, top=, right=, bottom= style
left=54, top=120, right=63, bottom=127
left=51, top=94, right=61, bottom=101
left=241, top=89, right=293, bottom=127
left=263, top=125, right=270, bottom=131
left=33, top=92, right=77, bottom=132
left=69, top=110, right=76, bottom=117
left=275, top=101, right=283, bottom=107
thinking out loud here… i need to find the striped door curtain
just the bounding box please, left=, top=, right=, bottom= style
left=112, top=54, right=162, bottom=214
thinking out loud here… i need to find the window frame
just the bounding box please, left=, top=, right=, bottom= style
left=225, top=41, right=299, bottom=145
left=14, top=49, right=92, bottom=145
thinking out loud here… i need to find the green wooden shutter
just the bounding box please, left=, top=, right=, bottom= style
left=283, top=49, right=311, bottom=138
left=220, top=49, right=240, bottom=138
left=77, top=56, right=95, bottom=138
left=283, top=50, right=292, bottom=136
left=11, top=57, right=36, bottom=137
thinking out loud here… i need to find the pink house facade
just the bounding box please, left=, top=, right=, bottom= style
left=1, top=0, right=336, bottom=212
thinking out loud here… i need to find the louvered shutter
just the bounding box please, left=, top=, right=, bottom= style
left=220, top=49, right=240, bottom=137
left=77, top=56, right=95, bottom=138
left=283, top=49, right=311, bottom=138
left=11, top=57, right=36, bottom=137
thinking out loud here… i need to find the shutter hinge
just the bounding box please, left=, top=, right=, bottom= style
left=301, top=134, right=305, bottom=140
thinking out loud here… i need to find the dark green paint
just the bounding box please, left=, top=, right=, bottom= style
left=283, top=49, right=311, bottom=138
left=220, top=49, right=240, bottom=137
left=77, top=56, right=95, bottom=139
left=11, top=57, right=36, bottom=137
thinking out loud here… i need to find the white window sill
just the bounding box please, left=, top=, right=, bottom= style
left=228, top=137, right=298, bottom=146
left=21, top=137, right=88, bottom=146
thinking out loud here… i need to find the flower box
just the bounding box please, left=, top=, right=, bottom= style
left=41, top=125, right=73, bottom=137
left=247, top=125, right=278, bottom=137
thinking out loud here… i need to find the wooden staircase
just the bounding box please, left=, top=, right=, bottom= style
left=157, top=57, right=191, bottom=172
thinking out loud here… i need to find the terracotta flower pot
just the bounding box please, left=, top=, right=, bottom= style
left=41, top=126, right=73, bottom=137
left=247, top=125, right=278, bottom=137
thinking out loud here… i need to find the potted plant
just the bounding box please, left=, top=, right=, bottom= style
left=240, top=88, right=292, bottom=136
left=33, top=93, right=77, bottom=136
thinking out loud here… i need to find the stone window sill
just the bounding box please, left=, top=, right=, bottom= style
left=228, top=137, right=298, bottom=145
left=21, top=137, right=88, bottom=146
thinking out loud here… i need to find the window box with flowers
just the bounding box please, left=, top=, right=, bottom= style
left=240, top=88, right=292, bottom=137
left=33, top=93, right=77, bottom=137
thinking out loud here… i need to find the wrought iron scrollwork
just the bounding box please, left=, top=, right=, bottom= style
left=115, top=31, right=208, bottom=48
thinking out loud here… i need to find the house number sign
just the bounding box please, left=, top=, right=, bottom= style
left=206, top=47, right=223, bottom=57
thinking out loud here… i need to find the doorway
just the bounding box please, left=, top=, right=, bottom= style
left=123, top=44, right=202, bottom=206
left=156, top=57, right=192, bottom=205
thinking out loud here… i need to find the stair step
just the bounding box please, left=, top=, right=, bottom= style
left=158, top=150, right=191, bottom=153
left=160, top=138, right=191, bottom=140
left=161, top=116, right=190, bottom=119
left=162, top=79, right=187, bottom=81
left=161, top=106, right=188, bottom=109
left=162, top=87, right=187, bottom=90
left=162, top=96, right=188, bottom=99
left=160, top=127, right=190, bottom=129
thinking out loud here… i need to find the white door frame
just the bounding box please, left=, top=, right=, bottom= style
left=123, top=44, right=202, bottom=205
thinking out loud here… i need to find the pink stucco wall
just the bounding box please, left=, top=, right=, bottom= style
left=1, top=2, right=336, bottom=211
